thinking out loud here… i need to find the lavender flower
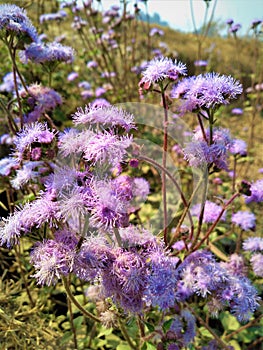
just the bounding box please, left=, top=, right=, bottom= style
left=194, top=60, right=208, bottom=67
left=73, top=105, right=135, bottom=131
left=244, top=179, right=263, bottom=203
left=0, top=72, right=23, bottom=94
left=191, top=201, right=226, bottom=224
left=231, top=211, right=256, bottom=231
left=0, top=157, right=19, bottom=176
left=243, top=237, right=263, bottom=251
left=220, top=254, right=247, bottom=276
left=231, top=107, right=243, bottom=115
left=20, top=41, right=74, bottom=64
left=229, top=23, right=242, bottom=33
left=171, top=73, right=242, bottom=113
left=20, top=83, right=62, bottom=123
left=67, top=71, right=79, bottom=81
left=0, top=4, right=38, bottom=44
left=139, top=56, right=187, bottom=90
left=250, top=253, right=263, bottom=277
left=10, top=161, right=43, bottom=189
left=14, top=122, right=56, bottom=160
left=30, top=230, right=77, bottom=285
left=229, top=139, right=247, bottom=156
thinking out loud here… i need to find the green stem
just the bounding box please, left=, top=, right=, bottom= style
left=118, top=319, right=137, bottom=350
left=62, top=276, right=100, bottom=323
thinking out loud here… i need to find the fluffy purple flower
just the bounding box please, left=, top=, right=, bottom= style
left=20, top=83, right=62, bottom=123
left=30, top=230, right=77, bottom=285
left=0, top=157, right=19, bottom=176
left=10, top=161, right=43, bottom=189
left=0, top=4, right=38, bottom=43
left=67, top=71, right=79, bottom=81
left=73, top=105, right=135, bottom=131
left=39, top=10, right=67, bottom=24
left=87, top=60, right=98, bottom=69
left=171, top=73, right=242, bottom=112
left=244, top=179, right=263, bottom=203
left=90, top=98, right=111, bottom=109
left=144, top=251, right=179, bottom=309
left=95, top=87, right=106, bottom=97
left=191, top=201, right=226, bottom=224
left=14, top=122, right=56, bottom=160
left=229, top=23, right=242, bottom=33
left=231, top=211, right=256, bottom=231
left=194, top=60, right=208, bottom=67
left=231, top=107, right=243, bottom=115
left=229, top=139, right=247, bottom=156
left=0, top=72, right=23, bottom=94
left=220, top=254, right=247, bottom=276
left=243, top=237, right=263, bottom=252
left=139, top=56, right=187, bottom=90
left=20, top=41, right=74, bottom=64
left=149, top=28, right=164, bottom=36
left=250, top=253, right=263, bottom=277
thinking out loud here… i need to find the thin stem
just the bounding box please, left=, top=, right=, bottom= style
left=161, top=85, right=169, bottom=244
left=118, top=319, right=137, bottom=350
left=185, top=304, right=230, bottom=350
left=224, top=314, right=263, bottom=341
left=232, top=155, right=237, bottom=194
left=67, top=295, right=78, bottom=349
left=193, top=192, right=240, bottom=251
left=197, top=112, right=208, bottom=143
left=113, top=227, right=123, bottom=247
left=138, top=155, right=194, bottom=237
left=0, top=98, right=18, bottom=134
left=62, top=276, right=100, bottom=323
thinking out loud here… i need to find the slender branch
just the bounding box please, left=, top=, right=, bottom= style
left=185, top=304, right=230, bottom=350
left=224, top=314, right=263, bottom=340
left=118, top=319, right=137, bottom=350
left=62, top=276, right=100, bottom=323
left=67, top=295, right=78, bottom=349
left=193, top=192, right=240, bottom=251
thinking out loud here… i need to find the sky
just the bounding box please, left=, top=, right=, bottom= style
left=99, top=0, right=263, bottom=35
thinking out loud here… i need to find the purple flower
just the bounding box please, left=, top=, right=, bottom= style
left=231, top=211, right=256, bottom=231
left=139, top=56, right=187, bottom=90
left=0, top=72, right=23, bottom=94
left=250, top=253, right=263, bottom=277
left=194, top=60, right=208, bottom=67
left=20, top=42, right=74, bottom=64
left=251, top=19, right=262, bottom=28
left=226, top=18, right=234, bottom=25
left=14, top=122, right=56, bottom=160
left=73, top=105, right=135, bottom=131
left=30, top=230, right=77, bottom=285
left=191, top=201, right=226, bottom=224
left=95, top=87, right=106, bottom=97
left=229, top=139, right=247, bottom=156
left=244, top=179, right=263, bottom=203
left=144, top=251, right=179, bottom=309
left=67, top=71, right=79, bottom=81
left=0, top=157, right=19, bottom=176
left=0, top=4, right=38, bottom=43
left=90, top=98, right=111, bottom=109
left=86, top=60, right=98, bottom=69
left=220, top=254, right=247, bottom=276
left=149, top=28, right=164, bottom=36
left=171, top=73, right=242, bottom=112
left=11, top=161, right=43, bottom=189
left=39, top=10, right=67, bottom=24
left=243, top=237, right=263, bottom=252
left=20, top=83, right=62, bottom=123
left=231, top=107, right=243, bottom=115
left=229, top=23, right=242, bottom=33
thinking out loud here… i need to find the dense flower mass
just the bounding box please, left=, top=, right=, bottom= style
left=139, top=56, right=187, bottom=90
left=171, top=73, right=242, bottom=112
left=232, top=211, right=256, bottom=231
left=244, top=179, right=263, bottom=203
left=20, top=41, right=74, bottom=64
left=191, top=201, right=226, bottom=224
left=0, top=4, right=38, bottom=43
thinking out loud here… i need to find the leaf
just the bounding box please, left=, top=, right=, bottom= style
left=97, top=326, right=113, bottom=338
left=228, top=339, right=241, bottom=350
left=199, top=326, right=214, bottom=339
left=73, top=315, right=83, bottom=329
left=162, top=319, right=174, bottom=332
left=144, top=321, right=155, bottom=332
left=0, top=201, right=8, bottom=211
left=220, top=312, right=240, bottom=331
left=116, top=343, right=132, bottom=350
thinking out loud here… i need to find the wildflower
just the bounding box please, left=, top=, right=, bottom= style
left=10, top=161, right=43, bottom=189
left=191, top=201, right=226, bottom=224
left=39, top=10, right=67, bottom=24
left=30, top=230, right=77, bottom=285
left=250, top=253, right=263, bottom=277
left=220, top=254, right=247, bottom=276
left=229, top=139, right=247, bottom=156
left=67, top=71, right=79, bottom=81
left=144, top=251, right=179, bottom=309
left=139, top=56, right=187, bottom=90
left=244, top=179, right=263, bottom=203
left=231, top=211, right=256, bottom=231
left=229, top=23, right=242, bottom=33
left=90, top=98, right=111, bottom=108
left=194, top=60, right=208, bottom=67
left=73, top=105, right=135, bottom=131
left=87, top=60, right=98, bottom=69
left=149, top=28, right=164, bottom=36
left=171, top=73, right=242, bottom=112
left=14, top=122, right=56, bottom=160
left=243, top=237, right=263, bottom=252
left=20, top=41, right=74, bottom=64
left=0, top=72, right=23, bottom=94
left=231, top=107, right=243, bottom=115
left=20, top=83, right=62, bottom=123
left=0, top=157, right=19, bottom=176
left=0, top=4, right=38, bottom=44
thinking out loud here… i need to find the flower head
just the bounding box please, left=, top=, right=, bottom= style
left=231, top=211, right=256, bottom=231
left=191, top=201, right=226, bottom=224
left=139, top=56, right=187, bottom=90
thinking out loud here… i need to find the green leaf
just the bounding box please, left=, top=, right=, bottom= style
left=144, top=321, right=155, bottom=332
left=162, top=319, right=174, bottom=332
left=199, top=326, right=214, bottom=339
left=116, top=343, right=132, bottom=350
left=0, top=200, right=8, bottom=211
left=228, top=339, right=241, bottom=350
left=97, top=326, right=113, bottom=338
left=220, top=312, right=240, bottom=331
left=73, top=315, right=83, bottom=329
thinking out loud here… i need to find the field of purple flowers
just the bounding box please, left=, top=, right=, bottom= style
left=0, top=1, right=262, bottom=349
